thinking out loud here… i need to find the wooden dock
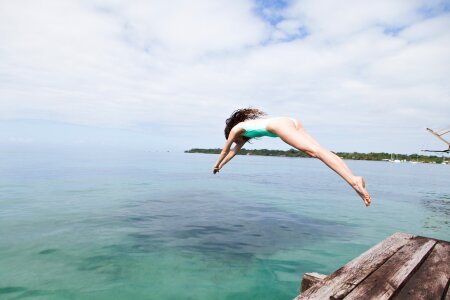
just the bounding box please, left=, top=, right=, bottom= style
left=294, top=232, right=450, bottom=300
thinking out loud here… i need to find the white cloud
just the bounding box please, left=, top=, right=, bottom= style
left=120, top=0, right=268, bottom=56
left=284, top=0, right=424, bottom=37
left=0, top=0, right=449, bottom=152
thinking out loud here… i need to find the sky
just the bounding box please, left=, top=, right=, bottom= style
left=0, top=0, right=449, bottom=153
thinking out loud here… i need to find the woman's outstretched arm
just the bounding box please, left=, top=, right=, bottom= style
left=212, top=129, right=245, bottom=173
left=214, top=139, right=246, bottom=173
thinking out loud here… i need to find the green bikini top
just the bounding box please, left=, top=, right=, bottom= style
left=237, top=118, right=279, bottom=138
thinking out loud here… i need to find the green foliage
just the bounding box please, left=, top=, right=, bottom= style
left=184, top=148, right=446, bottom=163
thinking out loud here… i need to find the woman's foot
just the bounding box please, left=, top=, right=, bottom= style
left=352, top=176, right=371, bottom=207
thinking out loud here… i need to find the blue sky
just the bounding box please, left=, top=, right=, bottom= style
left=0, top=0, right=449, bottom=153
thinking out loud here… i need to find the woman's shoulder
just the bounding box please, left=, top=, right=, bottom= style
left=246, top=116, right=274, bottom=122
left=232, top=122, right=246, bottom=131
left=237, top=116, right=279, bottom=126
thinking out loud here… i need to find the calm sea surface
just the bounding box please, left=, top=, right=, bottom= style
left=0, top=149, right=449, bottom=299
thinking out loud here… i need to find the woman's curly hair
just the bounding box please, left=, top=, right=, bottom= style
left=224, top=107, right=267, bottom=139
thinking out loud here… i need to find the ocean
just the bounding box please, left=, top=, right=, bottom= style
left=0, top=149, right=449, bottom=299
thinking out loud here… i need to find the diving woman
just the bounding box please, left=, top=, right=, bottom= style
left=212, top=107, right=372, bottom=206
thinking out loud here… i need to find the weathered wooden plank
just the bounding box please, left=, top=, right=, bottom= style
left=294, top=232, right=413, bottom=300
left=343, top=237, right=436, bottom=300
left=300, top=272, right=328, bottom=293
left=393, top=241, right=450, bottom=300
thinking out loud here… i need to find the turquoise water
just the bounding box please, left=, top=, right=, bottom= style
left=0, top=149, right=449, bottom=299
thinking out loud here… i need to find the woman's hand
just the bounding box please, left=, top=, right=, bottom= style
left=212, top=166, right=220, bottom=174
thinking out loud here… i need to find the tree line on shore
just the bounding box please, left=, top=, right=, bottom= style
left=185, top=148, right=447, bottom=164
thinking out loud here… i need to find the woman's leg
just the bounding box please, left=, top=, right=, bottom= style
left=276, top=120, right=371, bottom=206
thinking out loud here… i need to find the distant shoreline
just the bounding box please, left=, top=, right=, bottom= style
left=185, top=148, right=448, bottom=164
